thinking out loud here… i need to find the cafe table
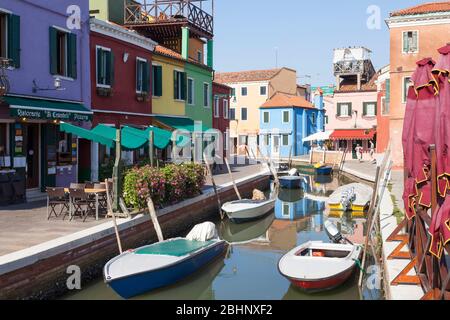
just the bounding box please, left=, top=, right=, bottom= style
left=64, top=188, right=107, bottom=221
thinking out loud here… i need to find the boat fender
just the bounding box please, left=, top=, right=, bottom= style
left=312, top=251, right=325, bottom=257
left=353, top=258, right=366, bottom=274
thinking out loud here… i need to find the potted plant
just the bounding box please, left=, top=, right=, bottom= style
left=136, top=91, right=150, bottom=102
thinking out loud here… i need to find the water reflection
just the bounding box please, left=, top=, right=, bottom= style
left=64, top=174, right=380, bottom=300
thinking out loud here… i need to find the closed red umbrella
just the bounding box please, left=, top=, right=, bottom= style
left=430, top=44, right=450, bottom=258
left=402, top=58, right=438, bottom=219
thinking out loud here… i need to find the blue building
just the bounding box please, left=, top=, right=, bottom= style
left=259, top=92, right=324, bottom=158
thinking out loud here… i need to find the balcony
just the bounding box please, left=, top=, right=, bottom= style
left=124, top=0, right=214, bottom=38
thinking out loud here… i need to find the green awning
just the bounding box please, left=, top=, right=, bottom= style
left=60, top=122, right=115, bottom=148
left=6, top=96, right=92, bottom=122
left=91, top=125, right=148, bottom=151
left=155, top=116, right=210, bottom=133
left=123, top=126, right=172, bottom=150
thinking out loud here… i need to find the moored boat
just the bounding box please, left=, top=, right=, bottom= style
left=279, top=176, right=306, bottom=189
left=104, top=224, right=227, bottom=299
left=222, top=198, right=276, bottom=223
left=315, top=166, right=333, bottom=176
left=278, top=241, right=362, bottom=292
left=327, top=183, right=373, bottom=212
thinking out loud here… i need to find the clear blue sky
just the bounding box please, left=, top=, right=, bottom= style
left=214, top=0, right=426, bottom=86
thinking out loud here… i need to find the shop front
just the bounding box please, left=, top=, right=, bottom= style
left=330, top=129, right=377, bottom=160
left=0, top=96, right=92, bottom=203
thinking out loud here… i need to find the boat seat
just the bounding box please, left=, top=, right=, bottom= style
left=135, top=239, right=214, bottom=257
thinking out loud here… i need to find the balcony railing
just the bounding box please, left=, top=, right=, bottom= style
left=124, top=0, right=213, bottom=36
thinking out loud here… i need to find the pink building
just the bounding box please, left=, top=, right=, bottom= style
left=325, top=47, right=378, bottom=159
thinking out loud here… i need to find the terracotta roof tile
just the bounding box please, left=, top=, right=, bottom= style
left=391, top=1, right=450, bottom=16
left=336, top=73, right=378, bottom=93
left=215, top=69, right=282, bottom=84
left=154, top=45, right=184, bottom=61
left=260, top=93, right=315, bottom=109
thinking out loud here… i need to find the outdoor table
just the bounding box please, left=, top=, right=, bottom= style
left=64, top=188, right=107, bottom=221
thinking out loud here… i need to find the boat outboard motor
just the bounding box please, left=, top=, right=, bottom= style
left=324, top=220, right=343, bottom=243
left=288, top=168, right=299, bottom=176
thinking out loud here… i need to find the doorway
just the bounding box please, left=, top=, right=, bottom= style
left=272, top=135, right=280, bottom=159
left=25, top=124, right=40, bottom=189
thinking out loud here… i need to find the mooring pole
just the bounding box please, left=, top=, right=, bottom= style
left=106, top=179, right=122, bottom=254
left=204, top=152, right=223, bottom=219
left=113, top=128, right=122, bottom=212
left=149, top=130, right=155, bottom=167
left=225, top=157, right=242, bottom=200
left=147, top=197, right=164, bottom=242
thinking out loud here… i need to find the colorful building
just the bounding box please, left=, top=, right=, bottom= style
left=259, top=93, right=321, bottom=158
left=326, top=47, right=378, bottom=159
left=385, top=2, right=450, bottom=168
left=212, top=81, right=231, bottom=157
left=215, top=68, right=298, bottom=155
left=0, top=0, right=91, bottom=202
left=85, top=18, right=157, bottom=182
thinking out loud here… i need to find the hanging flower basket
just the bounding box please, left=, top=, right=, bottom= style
left=97, top=87, right=113, bottom=97
left=136, top=92, right=150, bottom=102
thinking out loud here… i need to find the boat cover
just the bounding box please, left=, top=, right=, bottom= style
left=135, top=239, right=214, bottom=257
left=186, top=222, right=218, bottom=242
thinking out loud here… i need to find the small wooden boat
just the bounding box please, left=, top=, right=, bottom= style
left=104, top=238, right=227, bottom=299
left=278, top=241, right=362, bottom=292
left=327, top=183, right=373, bottom=213
left=222, top=198, right=276, bottom=223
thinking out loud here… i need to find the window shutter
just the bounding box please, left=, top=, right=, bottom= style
left=8, top=14, right=20, bottom=68
left=156, top=66, right=163, bottom=96
left=67, top=33, right=77, bottom=79
left=412, top=32, right=418, bottom=52
left=181, top=72, right=187, bottom=101
left=403, top=32, right=408, bottom=52
left=363, top=103, right=367, bottom=116
left=348, top=103, right=352, bottom=116
left=374, top=103, right=378, bottom=116
left=109, top=51, right=115, bottom=86
left=337, top=104, right=341, bottom=117
left=96, top=48, right=103, bottom=85
left=49, top=27, right=58, bottom=75
left=144, top=61, right=150, bottom=93
left=174, top=71, right=178, bottom=99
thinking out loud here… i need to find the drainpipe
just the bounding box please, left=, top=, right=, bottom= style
left=207, top=39, right=214, bottom=69
left=182, top=27, right=190, bottom=60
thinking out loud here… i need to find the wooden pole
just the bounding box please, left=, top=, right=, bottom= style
left=204, top=152, right=223, bottom=219
left=225, top=157, right=241, bottom=200
left=149, top=130, right=154, bottom=167
left=256, top=145, right=279, bottom=186
left=106, top=179, right=122, bottom=254
left=288, top=145, right=293, bottom=169
left=113, top=128, right=122, bottom=212
left=147, top=197, right=164, bottom=242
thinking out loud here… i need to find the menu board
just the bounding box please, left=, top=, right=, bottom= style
left=47, top=145, right=57, bottom=176
left=71, top=137, right=77, bottom=165
left=14, top=124, right=24, bottom=156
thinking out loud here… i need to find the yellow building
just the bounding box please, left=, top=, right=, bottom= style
left=152, top=46, right=186, bottom=117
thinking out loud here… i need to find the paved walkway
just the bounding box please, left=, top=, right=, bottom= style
left=0, top=161, right=264, bottom=257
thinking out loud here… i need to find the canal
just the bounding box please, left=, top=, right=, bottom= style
left=65, top=174, right=383, bottom=300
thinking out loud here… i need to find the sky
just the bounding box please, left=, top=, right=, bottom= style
left=213, top=0, right=427, bottom=86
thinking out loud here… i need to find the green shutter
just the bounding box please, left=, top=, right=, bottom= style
left=348, top=103, right=352, bottom=116
left=363, top=103, right=367, bottom=116
left=385, top=79, right=391, bottom=102
left=67, top=33, right=77, bottom=79
left=403, top=32, right=408, bottom=52
left=174, top=70, right=178, bottom=99
left=8, top=14, right=20, bottom=68
left=337, top=103, right=341, bottom=117
left=108, top=51, right=115, bottom=86
left=181, top=72, right=187, bottom=101
left=374, top=102, right=378, bottom=116
left=412, top=32, right=418, bottom=52
left=153, top=65, right=163, bottom=97
left=143, top=61, right=150, bottom=93
left=49, top=27, right=58, bottom=75
left=97, top=48, right=103, bottom=85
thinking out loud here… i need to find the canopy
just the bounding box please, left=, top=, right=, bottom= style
left=330, top=129, right=376, bottom=141
left=60, top=123, right=174, bottom=150
left=155, top=116, right=210, bottom=133
left=302, top=131, right=333, bottom=142
left=5, top=96, right=92, bottom=122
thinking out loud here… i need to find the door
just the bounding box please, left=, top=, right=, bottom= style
left=25, top=124, right=40, bottom=189
left=272, top=135, right=280, bottom=159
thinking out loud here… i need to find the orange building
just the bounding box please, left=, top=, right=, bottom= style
left=383, top=2, right=450, bottom=168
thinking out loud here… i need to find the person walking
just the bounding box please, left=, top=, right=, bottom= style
left=369, top=140, right=376, bottom=163
left=355, top=144, right=363, bottom=162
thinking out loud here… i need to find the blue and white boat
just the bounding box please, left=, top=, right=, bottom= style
left=279, top=176, right=309, bottom=189
left=104, top=225, right=227, bottom=299
left=315, top=166, right=333, bottom=176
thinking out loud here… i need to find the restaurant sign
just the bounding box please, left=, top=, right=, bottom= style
left=10, top=107, right=92, bottom=122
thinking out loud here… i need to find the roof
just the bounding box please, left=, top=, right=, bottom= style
left=215, top=69, right=285, bottom=84
left=154, top=45, right=212, bottom=71
left=336, top=73, right=378, bottom=93
left=260, top=93, right=315, bottom=109
left=213, top=81, right=232, bottom=91
left=330, top=129, right=376, bottom=140
left=390, top=2, right=450, bottom=17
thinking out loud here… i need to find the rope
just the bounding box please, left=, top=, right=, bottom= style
left=353, top=258, right=366, bottom=275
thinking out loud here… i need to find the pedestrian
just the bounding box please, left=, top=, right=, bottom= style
left=369, top=140, right=376, bottom=163
left=355, top=144, right=363, bottom=162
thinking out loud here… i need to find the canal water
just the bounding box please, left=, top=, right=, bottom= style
left=65, top=174, right=382, bottom=300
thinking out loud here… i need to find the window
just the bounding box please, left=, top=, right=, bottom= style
left=50, top=27, right=77, bottom=78
left=223, top=99, right=229, bottom=119
left=241, top=107, right=248, bottom=121
left=96, top=46, right=113, bottom=87
left=264, top=135, right=270, bottom=146
left=282, top=203, right=290, bottom=217
left=337, top=103, right=352, bottom=117
left=282, top=111, right=290, bottom=123
left=230, top=108, right=236, bottom=120
left=260, top=86, right=267, bottom=96
left=0, top=12, right=20, bottom=68
left=263, top=111, right=270, bottom=124
left=187, top=78, right=194, bottom=104
left=282, top=134, right=289, bottom=146
left=197, top=50, right=202, bottom=63
left=363, top=102, right=377, bottom=117
left=403, top=31, right=418, bottom=54
left=383, top=79, right=390, bottom=115
left=214, top=97, right=220, bottom=118
left=136, top=58, right=149, bottom=93
left=174, top=70, right=187, bottom=101
left=231, top=88, right=236, bottom=97
left=311, top=113, right=316, bottom=126
left=324, top=115, right=329, bottom=125
left=152, top=65, right=163, bottom=97
left=57, top=131, right=73, bottom=166
left=241, top=87, right=248, bottom=96
left=403, top=77, right=412, bottom=103
left=239, top=135, right=248, bottom=145
left=203, top=83, right=210, bottom=107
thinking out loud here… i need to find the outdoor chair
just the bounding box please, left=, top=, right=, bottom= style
left=70, top=183, right=86, bottom=189
left=85, top=181, right=95, bottom=189
left=46, top=187, right=69, bottom=220
left=67, top=188, right=96, bottom=222
left=94, top=183, right=108, bottom=213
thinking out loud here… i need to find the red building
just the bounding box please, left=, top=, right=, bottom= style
left=212, top=81, right=231, bottom=157
left=78, top=18, right=157, bottom=182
